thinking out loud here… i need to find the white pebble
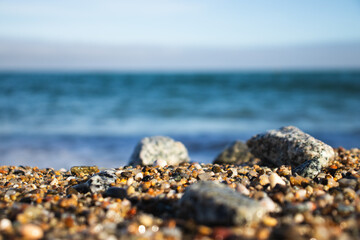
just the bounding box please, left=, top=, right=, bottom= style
left=193, top=163, right=202, bottom=169
left=50, top=178, right=58, bottom=186
left=269, top=173, right=286, bottom=189
left=138, top=225, right=146, bottom=234
left=20, top=224, right=44, bottom=240
left=135, top=172, right=143, bottom=181
left=127, top=177, right=134, bottom=186
left=295, top=189, right=307, bottom=200
left=0, top=219, right=11, bottom=231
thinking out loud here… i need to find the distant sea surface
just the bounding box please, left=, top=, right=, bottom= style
left=0, top=72, right=359, bottom=168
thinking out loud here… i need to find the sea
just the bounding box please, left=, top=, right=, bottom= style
left=0, top=72, right=359, bottom=169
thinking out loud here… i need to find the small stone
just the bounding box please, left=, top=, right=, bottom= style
left=236, top=183, right=250, bottom=195
left=262, top=216, right=277, bottom=227
left=19, top=224, right=44, bottom=240
left=269, top=173, right=286, bottom=189
left=213, top=141, right=254, bottom=165
left=259, top=174, right=270, bottom=186
left=198, top=173, right=211, bottom=181
left=138, top=214, right=153, bottom=227
left=178, top=181, right=268, bottom=225
left=247, top=126, right=335, bottom=179
left=121, top=172, right=132, bottom=178
left=127, top=186, right=135, bottom=195
left=104, top=187, right=127, bottom=199
left=295, top=189, right=307, bottom=200
left=326, top=178, right=339, bottom=188
left=289, top=176, right=309, bottom=186
left=0, top=219, right=11, bottom=231
left=70, top=166, right=99, bottom=176
left=86, top=169, right=117, bottom=193
left=129, top=136, right=190, bottom=166
left=135, top=172, right=143, bottom=181
left=212, top=166, right=221, bottom=173
left=50, top=178, right=58, bottom=186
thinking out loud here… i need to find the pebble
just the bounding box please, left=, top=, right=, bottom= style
left=259, top=174, right=270, bottom=186
left=19, top=224, right=44, bottom=240
left=70, top=166, right=99, bottom=176
left=198, top=173, right=211, bottom=181
left=269, top=173, right=286, bottom=189
left=0, top=219, right=11, bottom=231
left=135, top=172, right=143, bottom=181
left=86, top=170, right=117, bottom=193
left=262, top=216, right=277, bottom=227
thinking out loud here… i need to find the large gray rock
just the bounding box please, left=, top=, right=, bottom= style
left=178, top=181, right=267, bottom=225
left=247, top=126, right=335, bottom=178
left=129, top=136, right=189, bottom=166
left=213, top=141, right=254, bottom=165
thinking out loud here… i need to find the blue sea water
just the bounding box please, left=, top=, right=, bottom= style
left=0, top=72, right=359, bottom=168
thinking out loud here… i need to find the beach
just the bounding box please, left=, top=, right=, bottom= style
left=0, top=146, right=359, bottom=239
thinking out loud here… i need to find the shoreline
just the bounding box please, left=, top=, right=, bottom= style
left=0, top=147, right=359, bottom=239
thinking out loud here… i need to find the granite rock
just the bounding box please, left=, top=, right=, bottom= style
left=247, top=126, right=335, bottom=178
left=129, top=136, right=190, bottom=166
left=85, top=169, right=117, bottom=194
left=178, top=181, right=267, bottom=225
left=213, top=141, right=254, bottom=165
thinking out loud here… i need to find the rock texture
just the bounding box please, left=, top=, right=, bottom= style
left=178, top=181, right=267, bottom=225
left=129, top=136, right=189, bottom=166
left=213, top=141, right=254, bottom=165
left=247, top=126, right=335, bottom=178
left=71, top=169, right=117, bottom=194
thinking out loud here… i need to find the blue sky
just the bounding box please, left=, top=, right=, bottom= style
left=0, top=0, right=360, bottom=70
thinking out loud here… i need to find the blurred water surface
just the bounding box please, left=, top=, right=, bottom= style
left=0, top=72, right=359, bottom=168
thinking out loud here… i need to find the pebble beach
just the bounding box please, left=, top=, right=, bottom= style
left=1, top=127, right=360, bottom=239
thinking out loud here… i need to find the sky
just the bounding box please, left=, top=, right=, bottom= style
left=1, top=0, right=360, bottom=71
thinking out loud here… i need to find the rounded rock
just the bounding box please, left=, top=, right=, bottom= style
left=129, top=136, right=190, bottom=166
left=20, top=224, right=44, bottom=240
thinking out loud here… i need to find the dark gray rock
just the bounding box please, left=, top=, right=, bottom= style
left=178, top=181, right=267, bottom=225
left=71, top=183, right=90, bottom=194
left=129, top=136, right=190, bottom=166
left=247, top=126, right=335, bottom=178
left=104, top=187, right=127, bottom=199
left=213, top=141, right=254, bottom=165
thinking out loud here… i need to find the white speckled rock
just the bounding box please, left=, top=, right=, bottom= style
left=178, top=181, right=268, bottom=225
left=129, top=136, right=190, bottom=166
left=86, top=169, right=117, bottom=193
left=247, top=126, right=335, bottom=179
